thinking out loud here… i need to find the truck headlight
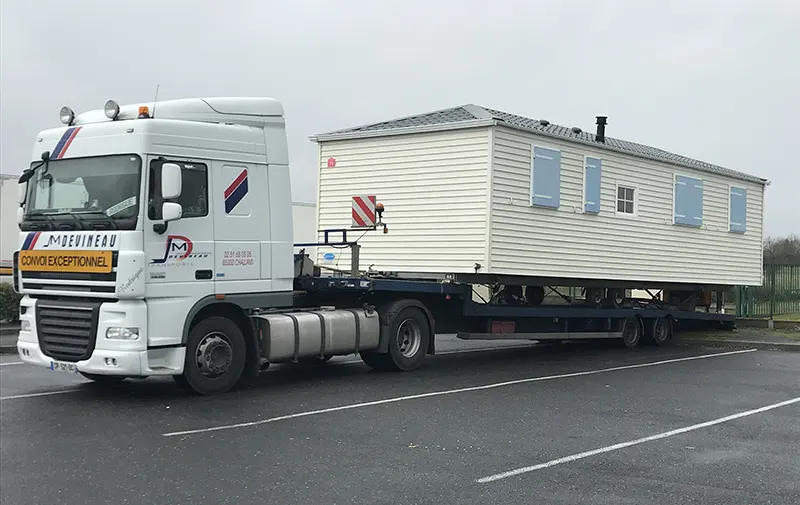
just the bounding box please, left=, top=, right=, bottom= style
left=106, top=327, right=139, bottom=340
left=20, top=320, right=31, bottom=332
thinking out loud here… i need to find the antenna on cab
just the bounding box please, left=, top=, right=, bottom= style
left=151, top=84, right=160, bottom=119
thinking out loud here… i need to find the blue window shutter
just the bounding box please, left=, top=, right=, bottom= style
left=689, top=178, right=704, bottom=225
left=674, top=175, right=703, bottom=227
left=729, top=186, right=747, bottom=233
left=584, top=157, right=601, bottom=213
left=531, top=146, right=561, bottom=208
left=674, top=176, right=691, bottom=225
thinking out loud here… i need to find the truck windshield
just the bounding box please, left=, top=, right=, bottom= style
left=23, top=154, right=142, bottom=231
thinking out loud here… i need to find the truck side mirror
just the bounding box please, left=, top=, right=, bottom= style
left=161, top=202, right=183, bottom=223
left=17, top=182, right=27, bottom=204
left=161, top=163, right=182, bottom=200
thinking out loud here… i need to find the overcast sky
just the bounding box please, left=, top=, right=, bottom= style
left=1, top=0, right=797, bottom=237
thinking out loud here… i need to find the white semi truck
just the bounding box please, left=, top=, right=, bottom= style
left=13, top=97, right=734, bottom=395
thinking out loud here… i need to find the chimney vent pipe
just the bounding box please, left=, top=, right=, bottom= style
left=595, top=116, right=607, bottom=143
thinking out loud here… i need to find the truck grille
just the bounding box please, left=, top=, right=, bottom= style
left=36, top=300, right=101, bottom=362
left=12, top=252, right=20, bottom=293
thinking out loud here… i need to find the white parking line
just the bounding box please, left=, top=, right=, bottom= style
left=162, top=348, right=756, bottom=437
left=0, top=361, right=24, bottom=367
left=477, top=395, right=800, bottom=483
left=0, top=389, right=82, bottom=401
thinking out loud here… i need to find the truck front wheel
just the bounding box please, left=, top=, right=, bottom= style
left=174, top=316, right=247, bottom=395
left=360, top=306, right=430, bottom=372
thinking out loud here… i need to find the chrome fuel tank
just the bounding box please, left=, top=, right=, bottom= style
left=253, top=308, right=380, bottom=362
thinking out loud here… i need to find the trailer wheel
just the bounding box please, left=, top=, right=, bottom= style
left=608, top=288, right=625, bottom=308
left=174, top=316, right=247, bottom=395
left=360, top=306, right=430, bottom=372
left=525, top=286, right=545, bottom=306
left=650, top=317, right=673, bottom=346
left=586, top=288, right=603, bottom=308
left=621, top=317, right=641, bottom=348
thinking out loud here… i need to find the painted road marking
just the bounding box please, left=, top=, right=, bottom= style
left=162, top=348, right=757, bottom=437
left=0, top=361, right=24, bottom=367
left=477, top=396, right=800, bottom=483
left=0, top=389, right=82, bottom=401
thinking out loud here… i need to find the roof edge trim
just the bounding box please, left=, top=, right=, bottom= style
left=309, top=119, right=494, bottom=142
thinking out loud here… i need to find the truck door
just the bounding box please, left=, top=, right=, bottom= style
left=144, top=157, right=215, bottom=292
left=211, top=162, right=265, bottom=291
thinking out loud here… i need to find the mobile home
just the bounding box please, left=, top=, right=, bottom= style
left=310, top=105, right=767, bottom=290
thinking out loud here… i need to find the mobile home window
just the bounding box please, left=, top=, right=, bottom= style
left=674, top=175, right=703, bottom=227
left=584, top=157, right=602, bottom=214
left=616, top=185, right=636, bottom=215
left=531, top=146, right=561, bottom=209
left=729, top=186, right=747, bottom=233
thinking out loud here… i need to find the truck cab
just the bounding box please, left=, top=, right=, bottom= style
left=15, top=97, right=296, bottom=393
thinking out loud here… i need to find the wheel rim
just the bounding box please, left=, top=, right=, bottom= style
left=396, top=318, right=422, bottom=358
left=195, top=332, right=233, bottom=378
left=622, top=319, right=639, bottom=345
left=654, top=319, right=669, bottom=343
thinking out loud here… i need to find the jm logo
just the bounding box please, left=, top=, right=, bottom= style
left=151, top=235, right=193, bottom=264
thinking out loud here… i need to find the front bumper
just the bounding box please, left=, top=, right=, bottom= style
left=16, top=297, right=185, bottom=377
left=17, top=341, right=185, bottom=377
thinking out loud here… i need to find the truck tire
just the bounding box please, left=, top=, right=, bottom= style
left=608, top=288, right=625, bottom=308
left=174, top=316, right=247, bottom=395
left=650, top=317, right=673, bottom=346
left=621, top=317, right=641, bottom=348
left=586, top=288, right=603, bottom=308
left=525, top=285, right=545, bottom=306
left=360, top=306, right=430, bottom=372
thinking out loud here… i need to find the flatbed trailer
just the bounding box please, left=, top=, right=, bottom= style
left=246, top=253, right=735, bottom=378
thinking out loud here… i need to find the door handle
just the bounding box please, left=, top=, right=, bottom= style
left=195, top=270, right=213, bottom=280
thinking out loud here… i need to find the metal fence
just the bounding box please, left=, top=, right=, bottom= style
left=736, top=264, right=800, bottom=318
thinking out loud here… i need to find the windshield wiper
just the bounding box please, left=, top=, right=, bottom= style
left=73, top=211, right=119, bottom=230
left=27, top=213, right=58, bottom=231
left=27, top=211, right=84, bottom=231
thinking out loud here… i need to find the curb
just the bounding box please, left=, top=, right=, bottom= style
left=677, top=338, right=800, bottom=352
left=736, top=319, right=800, bottom=331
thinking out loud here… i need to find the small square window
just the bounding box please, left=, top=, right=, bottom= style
left=616, top=185, right=636, bottom=216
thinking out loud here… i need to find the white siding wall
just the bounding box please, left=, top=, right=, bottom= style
left=489, top=126, right=764, bottom=286
left=316, top=129, right=490, bottom=273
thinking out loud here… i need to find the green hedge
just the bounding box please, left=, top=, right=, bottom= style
left=0, top=283, right=22, bottom=323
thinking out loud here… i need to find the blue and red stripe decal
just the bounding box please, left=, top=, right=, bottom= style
left=22, top=232, right=42, bottom=250
left=52, top=127, right=82, bottom=159
left=224, top=169, right=248, bottom=213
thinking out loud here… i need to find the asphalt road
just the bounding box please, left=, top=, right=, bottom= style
left=1, top=337, right=798, bottom=505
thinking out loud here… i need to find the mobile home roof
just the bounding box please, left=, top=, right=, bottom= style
left=309, top=104, right=768, bottom=185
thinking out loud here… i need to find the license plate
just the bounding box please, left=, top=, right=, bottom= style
left=50, top=361, right=79, bottom=374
